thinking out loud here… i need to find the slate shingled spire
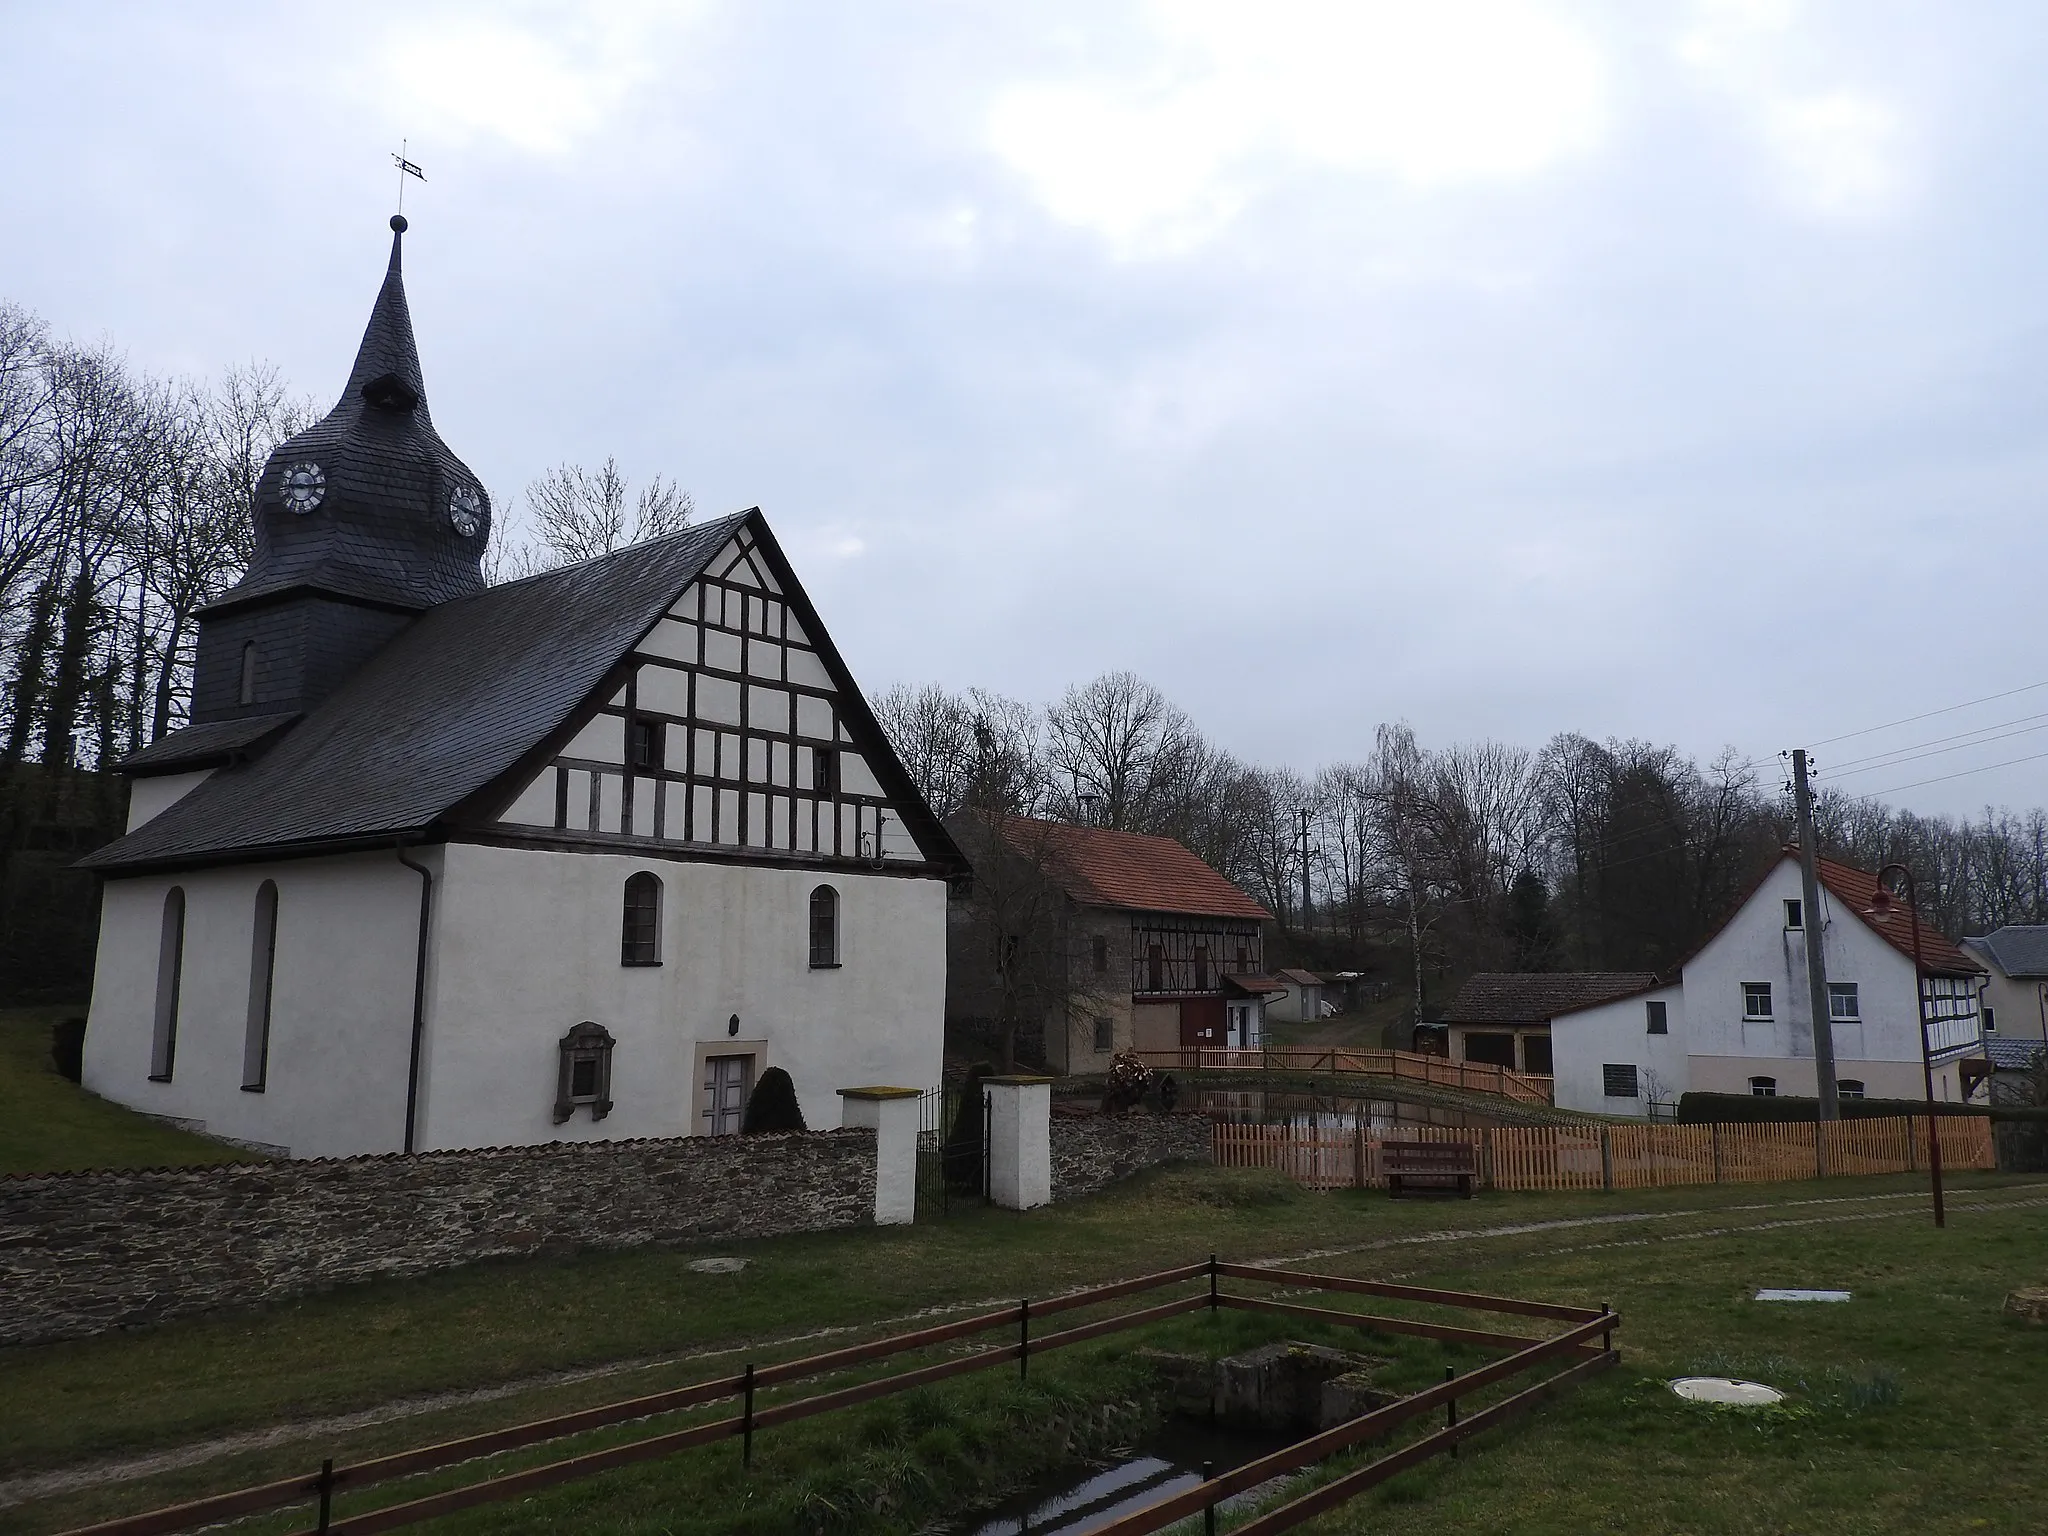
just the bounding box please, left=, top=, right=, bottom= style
left=184, top=217, right=494, bottom=727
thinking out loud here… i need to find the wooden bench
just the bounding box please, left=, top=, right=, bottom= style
left=1383, top=1140, right=1478, bottom=1199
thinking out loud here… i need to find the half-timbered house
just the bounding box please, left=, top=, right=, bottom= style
left=77, top=217, right=963, bottom=1158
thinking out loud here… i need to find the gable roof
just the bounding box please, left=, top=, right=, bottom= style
left=1277, top=968, right=1323, bottom=987
left=1962, top=925, right=2048, bottom=979
left=1986, top=1037, right=2046, bottom=1072
left=1811, top=855, right=1982, bottom=976
left=1445, top=972, right=1662, bottom=1026
left=986, top=817, right=1272, bottom=922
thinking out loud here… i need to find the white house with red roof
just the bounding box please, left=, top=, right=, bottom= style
left=1541, top=850, right=1987, bottom=1115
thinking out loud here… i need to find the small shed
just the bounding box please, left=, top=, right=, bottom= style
left=1270, top=968, right=1328, bottom=1024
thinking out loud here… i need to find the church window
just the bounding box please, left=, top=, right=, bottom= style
left=630, top=718, right=662, bottom=772
left=809, top=885, right=839, bottom=968
left=149, top=888, right=186, bottom=1081
left=238, top=642, right=258, bottom=706
left=622, top=872, right=662, bottom=965
left=241, top=881, right=279, bottom=1091
left=553, top=1021, right=615, bottom=1123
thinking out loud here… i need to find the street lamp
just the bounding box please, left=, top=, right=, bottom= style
left=1864, top=863, right=1945, bottom=1229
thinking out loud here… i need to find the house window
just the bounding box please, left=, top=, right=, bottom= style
left=1984, top=1005, right=1997, bottom=1035
left=1463, top=1032, right=1516, bottom=1067
left=1193, top=944, right=1210, bottom=989
left=630, top=718, right=662, bottom=772
left=241, top=881, right=279, bottom=1091
left=238, top=642, right=258, bottom=706
left=1092, top=934, right=1108, bottom=973
left=1837, top=1079, right=1866, bottom=1100
left=1235, top=945, right=1248, bottom=971
left=1828, top=982, right=1860, bottom=1021
left=1742, top=983, right=1773, bottom=1020
left=1147, top=943, right=1164, bottom=992
left=1602, top=1063, right=1640, bottom=1098
left=1783, top=898, right=1803, bottom=930
left=1750, top=1076, right=1777, bottom=1097
left=1093, top=1016, right=1114, bottom=1052
left=814, top=747, right=837, bottom=798
left=149, top=887, right=186, bottom=1081
left=553, top=1021, right=615, bottom=1122
left=809, top=885, right=839, bottom=968
left=621, top=872, right=662, bottom=964
left=1645, top=1000, right=1668, bottom=1035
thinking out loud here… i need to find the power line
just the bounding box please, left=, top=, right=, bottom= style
left=1820, top=716, right=2048, bottom=778
left=1805, top=678, right=2048, bottom=750
left=1854, top=746, right=2048, bottom=798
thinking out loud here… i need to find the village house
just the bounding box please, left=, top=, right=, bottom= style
left=947, top=817, right=1276, bottom=1074
left=1960, top=925, right=2048, bottom=1048
left=1442, top=972, right=1659, bottom=1079
left=1472, top=851, right=1988, bottom=1116
left=77, top=217, right=964, bottom=1159
left=1267, top=968, right=1330, bottom=1025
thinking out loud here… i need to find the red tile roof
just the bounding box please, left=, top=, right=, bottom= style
left=990, top=816, right=1273, bottom=921
left=1813, top=855, right=1983, bottom=976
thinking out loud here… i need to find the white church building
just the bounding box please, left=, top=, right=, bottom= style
left=80, top=216, right=963, bottom=1159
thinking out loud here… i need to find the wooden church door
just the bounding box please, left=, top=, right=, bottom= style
left=703, top=1054, right=754, bottom=1135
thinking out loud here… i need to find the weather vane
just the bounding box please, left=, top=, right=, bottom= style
left=392, top=140, right=426, bottom=215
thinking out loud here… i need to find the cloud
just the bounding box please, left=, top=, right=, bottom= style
left=987, top=0, right=1609, bottom=255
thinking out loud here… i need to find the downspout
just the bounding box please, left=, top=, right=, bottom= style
left=395, top=838, right=434, bottom=1154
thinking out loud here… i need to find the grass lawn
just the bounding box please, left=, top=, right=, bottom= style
left=0, top=1004, right=257, bottom=1176
left=3, top=1164, right=2042, bottom=1534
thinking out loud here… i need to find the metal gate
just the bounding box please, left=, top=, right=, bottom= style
left=913, top=1083, right=987, bottom=1219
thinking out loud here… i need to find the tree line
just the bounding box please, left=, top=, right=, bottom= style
left=874, top=672, right=2048, bottom=1017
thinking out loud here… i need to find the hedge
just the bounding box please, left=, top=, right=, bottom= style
left=1676, top=1091, right=1984, bottom=1124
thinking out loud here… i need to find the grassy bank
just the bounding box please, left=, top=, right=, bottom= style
left=4, top=1165, right=2043, bottom=1533
left=0, top=1004, right=256, bottom=1175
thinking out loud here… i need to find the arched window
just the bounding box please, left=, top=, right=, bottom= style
left=1836, top=1079, right=1866, bottom=1100
left=238, top=642, right=259, bottom=706
left=809, top=885, right=839, bottom=968
left=621, top=872, right=662, bottom=965
left=241, top=881, right=279, bottom=1090
left=1749, top=1076, right=1777, bottom=1098
left=149, top=887, right=186, bottom=1081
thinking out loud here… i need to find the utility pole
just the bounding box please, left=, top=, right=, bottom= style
left=1790, top=749, right=1841, bottom=1122
left=1297, top=807, right=1313, bottom=936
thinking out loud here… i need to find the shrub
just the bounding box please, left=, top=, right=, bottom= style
left=1676, top=1091, right=1983, bottom=1124
left=50, top=1017, right=85, bottom=1083
left=741, top=1067, right=807, bottom=1133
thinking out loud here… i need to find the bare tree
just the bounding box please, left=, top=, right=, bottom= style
left=520, top=457, right=693, bottom=570
left=1044, top=670, right=1199, bottom=831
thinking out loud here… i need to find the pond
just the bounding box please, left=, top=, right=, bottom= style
left=965, top=1418, right=1302, bottom=1536
left=1194, top=1088, right=1497, bottom=1132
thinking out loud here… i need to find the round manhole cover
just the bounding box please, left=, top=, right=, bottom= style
left=688, top=1257, right=748, bottom=1275
left=1669, top=1376, right=1784, bottom=1406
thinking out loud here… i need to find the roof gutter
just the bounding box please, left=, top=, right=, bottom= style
left=394, top=838, right=434, bottom=1155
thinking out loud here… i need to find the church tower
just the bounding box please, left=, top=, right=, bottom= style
left=188, top=216, right=493, bottom=725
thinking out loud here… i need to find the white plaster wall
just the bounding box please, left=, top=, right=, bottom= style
left=1550, top=985, right=1689, bottom=1114
left=1682, top=858, right=1933, bottom=1068
left=82, top=850, right=425, bottom=1158
left=125, top=770, right=213, bottom=831
left=419, top=842, right=947, bottom=1150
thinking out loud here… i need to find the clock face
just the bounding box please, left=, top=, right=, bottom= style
left=280, top=462, right=326, bottom=515
left=449, top=484, right=483, bottom=539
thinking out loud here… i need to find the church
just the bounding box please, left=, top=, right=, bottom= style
left=79, top=216, right=963, bottom=1159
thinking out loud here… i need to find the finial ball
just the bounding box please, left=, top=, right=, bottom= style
left=390, top=214, right=409, bottom=233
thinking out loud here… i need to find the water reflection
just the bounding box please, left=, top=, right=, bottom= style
left=1196, top=1089, right=1489, bottom=1132
left=967, top=1420, right=1297, bottom=1536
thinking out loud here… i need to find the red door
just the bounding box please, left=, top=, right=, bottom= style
left=1179, top=997, right=1227, bottom=1050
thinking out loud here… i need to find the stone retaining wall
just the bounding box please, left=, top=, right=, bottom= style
left=1051, top=1112, right=1213, bottom=1200
left=0, top=1130, right=875, bottom=1348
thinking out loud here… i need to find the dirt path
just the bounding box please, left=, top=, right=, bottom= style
left=6, top=1181, right=2042, bottom=1512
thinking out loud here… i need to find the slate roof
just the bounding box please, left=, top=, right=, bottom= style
left=118, top=712, right=300, bottom=776
left=986, top=817, right=1272, bottom=921
left=205, top=219, right=491, bottom=618
left=1812, top=856, right=1983, bottom=975
left=1445, top=972, right=1663, bottom=1026
left=84, top=516, right=749, bottom=872
left=1986, top=1037, right=2047, bottom=1072
left=1961, top=925, right=2048, bottom=978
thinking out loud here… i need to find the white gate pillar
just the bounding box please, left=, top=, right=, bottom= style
left=984, top=1075, right=1054, bottom=1210
left=838, top=1087, right=921, bottom=1226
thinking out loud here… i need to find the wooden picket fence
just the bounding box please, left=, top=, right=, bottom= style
left=1132, top=1047, right=1555, bottom=1106
left=1212, top=1114, right=1997, bottom=1193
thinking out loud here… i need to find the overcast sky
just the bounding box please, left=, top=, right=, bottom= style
left=5, top=1, right=2045, bottom=818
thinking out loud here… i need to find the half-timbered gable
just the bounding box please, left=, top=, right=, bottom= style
left=492, top=524, right=934, bottom=866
